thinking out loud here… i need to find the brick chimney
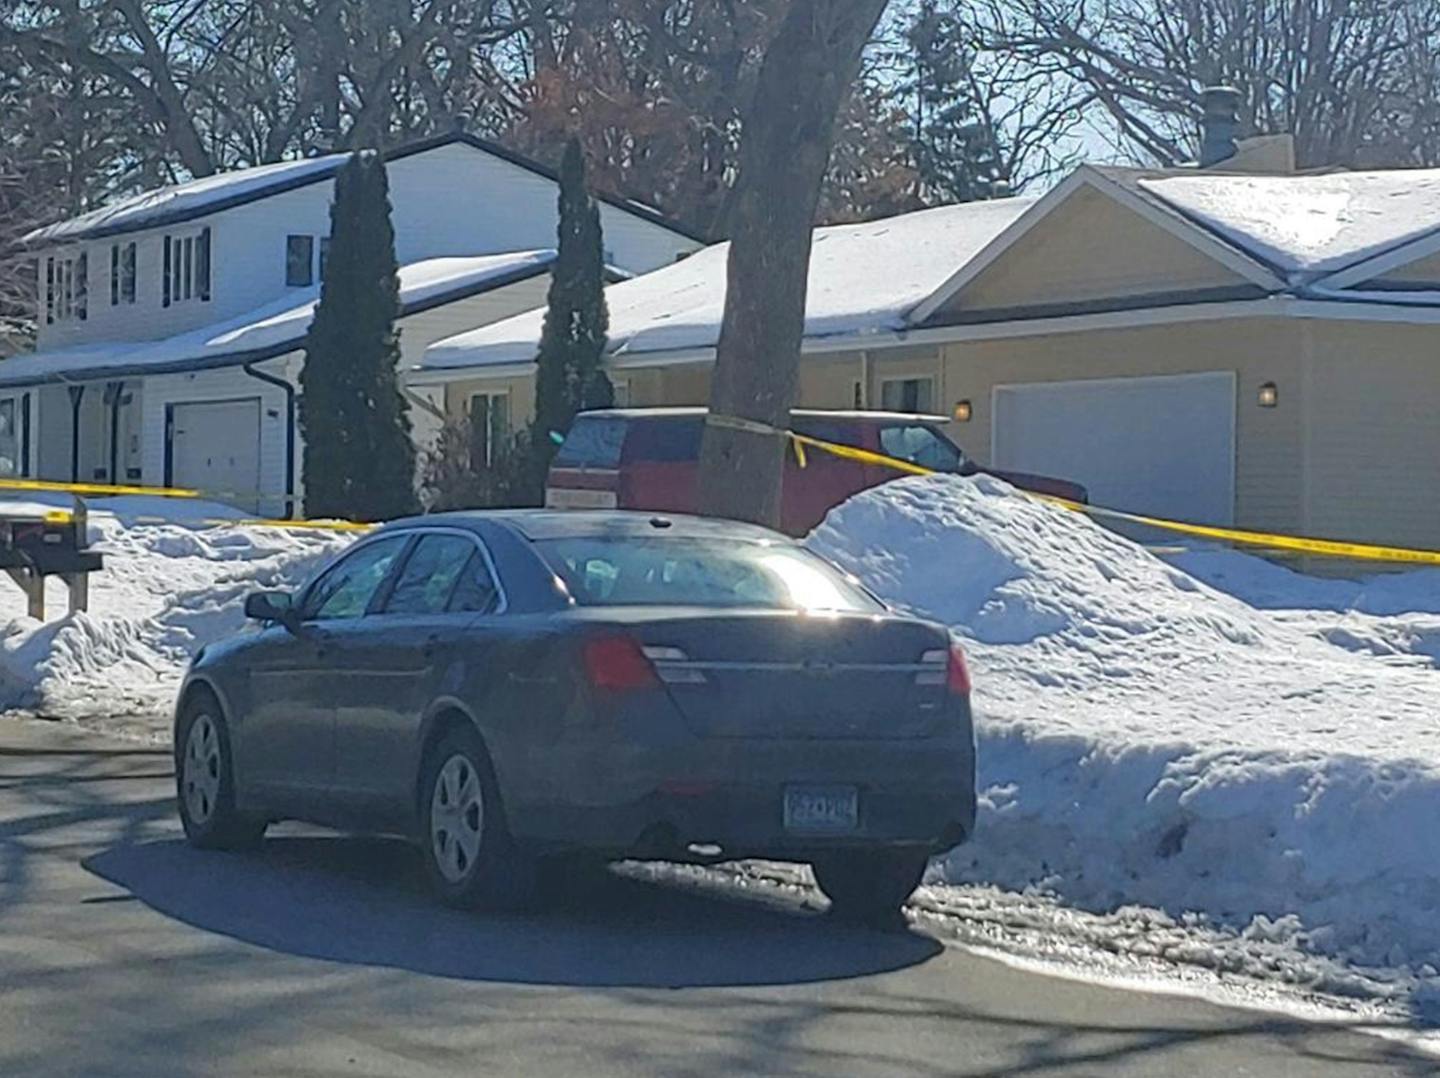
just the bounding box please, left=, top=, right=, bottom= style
left=1198, top=86, right=1241, bottom=168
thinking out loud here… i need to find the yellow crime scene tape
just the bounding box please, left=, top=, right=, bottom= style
left=708, top=413, right=1440, bottom=566
left=3, top=417, right=1438, bottom=560
left=0, top=477, right=373, bottom=533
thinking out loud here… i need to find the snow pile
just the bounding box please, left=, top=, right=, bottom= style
left=0, top=497, right=348, bottom=732
left=808, top=474, right=1440, bottom=975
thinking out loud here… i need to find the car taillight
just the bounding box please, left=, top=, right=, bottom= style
left=919, top=644, right=971, bottom=696
left=947, top=644, right=971, bottom=696
left=583, top=634, right=660, bottom=691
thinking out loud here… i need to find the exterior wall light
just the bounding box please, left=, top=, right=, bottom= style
left=1258, top=381, right=1278, bottom=408
left=953, top=399, right=973, bottom=422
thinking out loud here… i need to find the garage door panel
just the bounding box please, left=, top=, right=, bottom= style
left=992, top=372, right=1235, bottom=525
left=170, top=398, right=262, bottom=510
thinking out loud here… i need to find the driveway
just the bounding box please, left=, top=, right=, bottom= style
left=0, top=717, right=1430, bottom=1077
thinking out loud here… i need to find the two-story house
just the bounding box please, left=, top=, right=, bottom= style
left=0, top=133, right=700, bottom=515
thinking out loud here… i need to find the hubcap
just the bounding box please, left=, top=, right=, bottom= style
left=182, top=714, right=222, bottom=826
left=430, top=754, right=484, bottom=884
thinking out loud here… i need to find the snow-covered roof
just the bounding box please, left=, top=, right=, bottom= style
left=1114, top=167, right=1440, bottom=279
left=0, top=250, right=555, bottom=388
left=22, top=132, right=705, bottom=248
left=23, top=155, right=349, bottom=247
left=423, top=197, right=1036, bottom=372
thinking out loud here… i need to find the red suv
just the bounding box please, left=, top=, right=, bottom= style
left=546, top=408, right=1087, bottom=536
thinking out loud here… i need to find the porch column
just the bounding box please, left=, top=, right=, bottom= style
left=67, top=384, right=85, bottom=484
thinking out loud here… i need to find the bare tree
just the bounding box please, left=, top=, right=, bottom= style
left=989, top=0, right=1440, bottom=168
left=697, top=0, right=890, bottom=528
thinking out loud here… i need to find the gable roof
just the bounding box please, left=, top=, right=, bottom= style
left=0, top=250, right=557, bottom=388
left=1108, top=166, right=1440, bottom=282
left=20, top=132, right=706, bottom=249
left=422, top=197, right=1035, bottom=373
left=908, top=166, right=1285, bottom=325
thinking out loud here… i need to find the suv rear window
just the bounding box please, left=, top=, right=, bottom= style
left=535, top=536, right=881, bottom=612
left=625, top=417, right=704, bottom=462
left=553, top=416, right=626, bottom=469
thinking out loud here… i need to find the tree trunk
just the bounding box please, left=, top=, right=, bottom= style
left=697, top=0, right=888, bottom=528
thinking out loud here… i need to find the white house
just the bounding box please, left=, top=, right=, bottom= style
left=0, top=133, right=701, bottom=515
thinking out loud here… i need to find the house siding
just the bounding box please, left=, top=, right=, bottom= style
left=1303, top=321, right=1440, bottom=550
left=936, top=184, right=1254, bottom=318
left=1367, top=248, right=1440, bottom=288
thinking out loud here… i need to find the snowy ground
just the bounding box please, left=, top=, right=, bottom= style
left=4, top=481, right=1440, bottom=1020
left=807, top=475, right=1440, bottom=1016
left=0, top=495, right=348, bottom=736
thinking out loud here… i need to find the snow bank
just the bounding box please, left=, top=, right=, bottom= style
left=0, top=497, right=349, bottom=732
left=808, top=475, right=1440, bottom=974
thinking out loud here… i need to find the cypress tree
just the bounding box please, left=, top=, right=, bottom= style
left=531, top=137, right=612, bottom=480
left=299, top=150, right=418, bottom=521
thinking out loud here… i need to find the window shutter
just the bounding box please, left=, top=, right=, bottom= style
left=44, top=258, right=54, bottom=324
left=197, top=228, right=211, bottom=301
left=110, top=245, right=119, bottom=306
left=162, top=237, right=171, bottom=307
left=76, top=252, right=87, bottom=320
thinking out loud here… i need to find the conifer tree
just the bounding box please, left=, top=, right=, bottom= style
left=299, top=150, right=418, bottom=521
left=530, top=137, right=612, bottom=483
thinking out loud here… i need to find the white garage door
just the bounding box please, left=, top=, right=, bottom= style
left=170, top=398, right=262, bottom=508
left=992, top=371, right=1236, bottom=524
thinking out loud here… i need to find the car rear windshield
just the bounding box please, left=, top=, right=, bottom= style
left=553, top=416, right=627, bottom=469
left=534, top=536, right=883, bottom=613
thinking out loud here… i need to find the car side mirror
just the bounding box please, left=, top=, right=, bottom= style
left=245, top=591, right=297, bottom=629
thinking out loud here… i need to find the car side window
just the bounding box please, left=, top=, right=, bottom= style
left=879, top=424, right=963, bottom=472
left=383, top=534, right=476, bottom=615
left=448, top=550, right=502, bottom=613
left=303, top=536, right=408, bottom=621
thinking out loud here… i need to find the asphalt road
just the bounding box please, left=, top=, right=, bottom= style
left=1, top=717, right=1433, bottom=1078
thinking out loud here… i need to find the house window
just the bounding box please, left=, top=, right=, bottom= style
left=469, top=392, right=511, bottom=470
left=286, top=235, right=314, bottom=287
left=109, top=242, right=137, bottom=305
left=879, top=377, right=935, bottom=414
left=43, top=252, right=87, bottom=324
left=0, top=398, right=18, bottom=476
left=611, top=380, right=631, bottom=407
left=162, top=227, right=211, bottom=307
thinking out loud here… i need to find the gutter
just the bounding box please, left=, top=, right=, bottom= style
left=241, top=360, right=296, bottom=519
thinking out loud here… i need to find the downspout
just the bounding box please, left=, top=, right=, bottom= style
left=242, top=361, right=296, bottom=519
left=106, top=380, right=123, bottom=485
left=67, top=384, right=85, bottom=483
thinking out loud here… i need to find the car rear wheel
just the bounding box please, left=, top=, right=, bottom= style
left=811, top=848, right=930, bottom=924
left=175, top=700, right=266, bottom=850
left=420, top=727, right=534, bottom=910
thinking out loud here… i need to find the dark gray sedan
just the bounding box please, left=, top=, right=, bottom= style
left=174, top=510, right=976, bottom=920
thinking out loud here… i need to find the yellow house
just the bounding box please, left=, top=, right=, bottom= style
left=414, top=163, right=1440, bottom=552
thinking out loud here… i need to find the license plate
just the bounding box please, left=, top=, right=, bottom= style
left=784, top=785, right=858, bottom=833
left=544, top=487, right=618, bottom=510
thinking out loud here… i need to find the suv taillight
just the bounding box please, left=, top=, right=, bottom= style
left=583, top=634, right=660, bottom=692
left=947, top=644, right=971, bottom=696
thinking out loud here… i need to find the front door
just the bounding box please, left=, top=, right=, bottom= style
left=239, top=534, right=409, bottom=817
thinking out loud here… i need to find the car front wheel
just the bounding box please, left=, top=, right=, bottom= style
left=811, top=848, right=930, bottom=924
left=420, top=727, right=534, bottom=910
left=175, top=700, right=266, bottom=850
